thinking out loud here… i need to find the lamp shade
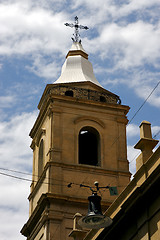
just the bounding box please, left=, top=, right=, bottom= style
left=79, top=193, right=112, bottom=229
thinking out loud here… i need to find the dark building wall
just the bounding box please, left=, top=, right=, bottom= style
left=96, top=164, right=160, bottom=240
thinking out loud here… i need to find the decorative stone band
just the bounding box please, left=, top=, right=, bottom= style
left=66, top=50, right=88, bottom=59
left=49, top=85, right=121, bottom=104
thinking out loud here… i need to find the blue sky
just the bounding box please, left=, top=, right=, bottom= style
left=0, top=0, right=160, bottom=239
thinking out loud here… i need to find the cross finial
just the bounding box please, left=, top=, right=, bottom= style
left=64, top=16, right=89, bottom=43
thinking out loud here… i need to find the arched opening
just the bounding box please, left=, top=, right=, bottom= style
left=79, top=127, right=100, bottom=166
left=100, top=96, right=106, bottom=102
left=38, top=139, right=44, bottom=177
left=65, top=90, right=74, bottom=97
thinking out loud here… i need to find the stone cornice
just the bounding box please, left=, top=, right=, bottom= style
left=29, top=160, right=131, bottom=202
left=66, top=50, right=88, bottom=59
left=22, top=192, right=112, bottom=237
left=30, top=92, right=129, bottom=139
left=38, top=82, right=122, bottom=110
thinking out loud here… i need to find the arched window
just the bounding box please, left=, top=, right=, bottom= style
left=38, top=139, right=44, bottom=177
left=79, top=127, right=100, bottom=166
left=65, top=90, right=74, bottom=97
left=100, top=96, right=106, bottom=102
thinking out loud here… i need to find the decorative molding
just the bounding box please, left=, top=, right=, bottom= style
left=49, top=107, right=62, bottom=114
left=35, top=128, right=46, bottom=146
left=66, top=50, right=88, bottom=59
left=30, top=140, right=36, bottom=150
left=74, top=116, right=105, bottom=128
left=47, top=148, right=62, bottom=156
left=117, top=117, right=128, bottom=124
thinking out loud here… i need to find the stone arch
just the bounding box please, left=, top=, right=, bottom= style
left=74, top=116, right=105, bottom=129
left=100, top=96, right=106, bottom=102
left=65, top=90, right=74, bottom=97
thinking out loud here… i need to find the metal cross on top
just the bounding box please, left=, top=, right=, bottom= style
left=64, top=16, right=89, bottom=43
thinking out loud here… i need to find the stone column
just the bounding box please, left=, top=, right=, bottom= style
left=134, top=121, right=159, bottom=171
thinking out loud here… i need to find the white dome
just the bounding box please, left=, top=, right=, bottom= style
left=54, top=42, right=102, bottom=87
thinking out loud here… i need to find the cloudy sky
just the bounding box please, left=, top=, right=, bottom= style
left=0, top=0, right=160, bottom=239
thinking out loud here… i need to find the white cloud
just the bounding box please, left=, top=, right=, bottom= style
left=72, top=0, right=160, bottom=24
left=114, top=0, right=160, bottom=19
left=117, top=22, right=160, bottom=68
left=89, top=20, right=160, bottom=69
left=0, top=0, right=159, bottom=90
left=0, top=2, right=69, bottom=56
left=0, top=207, right=28, bottom=240
left=127, top=124, right=140, bottom=176
left=0, top=111, right=37, bottom=170
left=127, top=124, right=139, bottom=138
left=0, top=178, right=29, bottom=240
left=0, top=95, right=16, bottom=108
left=0, top=1, right=159, bottom=239
left=152, top=125, right=160, bottom=139
left=87, top=20, right=160, bottom=108
left=26, top=55, right=61, bottom=80
left=0, top=0, right=159, bottom=67
left=127, top=145, right=140, bottom=176
left=72, top=1, right=160, bottom=110
left=0, top=111, right=37, bottom=239
left=130, top=70, right=160, bottom=108
left=0, top=176, right=29, bottom=207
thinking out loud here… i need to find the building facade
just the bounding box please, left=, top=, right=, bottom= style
left=21, top=41, right=131, bottom=240
left=84, top=121, right=160, bottom=240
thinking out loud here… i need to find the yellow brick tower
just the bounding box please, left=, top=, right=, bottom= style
left=21, top=26, right=130, bottom=239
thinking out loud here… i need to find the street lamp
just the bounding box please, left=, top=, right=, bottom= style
left=78, top=182, right=113, bottom=229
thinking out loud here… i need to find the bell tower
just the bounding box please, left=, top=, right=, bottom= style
left=21, top=32, right=130, bottom=239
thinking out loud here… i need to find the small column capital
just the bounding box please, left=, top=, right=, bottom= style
left=69, top=213, right=88, bottom=240
left=139, top=120, right=152, bottom=139
left=134, top=121, right=159, bottom=171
